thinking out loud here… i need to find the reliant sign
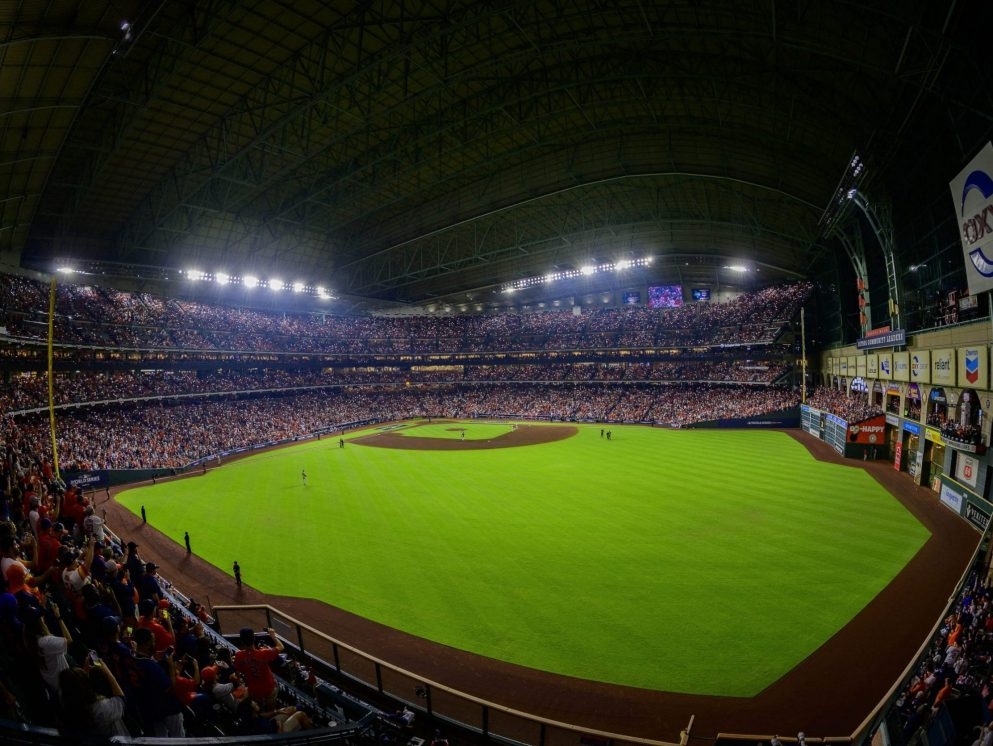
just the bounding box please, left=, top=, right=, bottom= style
left=932, top=349, right=955, bottom=386
left=950, top=141, right=993, bottom=295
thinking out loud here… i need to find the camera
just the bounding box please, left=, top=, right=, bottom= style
left=87, top=650, right=101, bottom=667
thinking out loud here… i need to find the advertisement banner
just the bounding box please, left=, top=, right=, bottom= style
left=879, top=352, right=893, bottom=380
left=847, top=416, right=886, bottom=445
left=966, top=502, right=991, bottom=532
left=956, top=453, right=981, bottom=489
left=894, top=441, right=903, bottom=470
left=911, top=351, right=931, bottom=384
left=840, top=357, right=849, bottom=376
left=958, top=346, right=988, bottom=388
left=866, top=354, right=879, bottom=378
left=940, top=481, right=965, bottom=514
left=856, top=356, right=867, bottom=377
left=856, top=329, right=907, bottom=350
left=63, top=470, right=109, bottom=489
left=894, top=352, right=910, bottom=382
left=950, top=141, right=993, bottom=296
left=932, top=349, right=956, bottom=386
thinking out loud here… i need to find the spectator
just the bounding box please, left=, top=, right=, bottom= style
left=234, top=626, right=284, bottom=708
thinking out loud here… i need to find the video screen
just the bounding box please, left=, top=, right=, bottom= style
left=622, top=291, right=640, bottom=305
left=647, top=285, right=684, bottom=309
left=692, top=288, right=711, bottom=301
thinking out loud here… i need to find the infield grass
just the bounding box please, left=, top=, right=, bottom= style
left=117, top=423, right=929, bottom=696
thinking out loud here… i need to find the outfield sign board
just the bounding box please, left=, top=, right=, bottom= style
left=879, top=352, right=893, bottom=380
left=932, top=349, right=956, bottom=386
left=957, top=346, right=988, bottom=388
left=64, top=470, right=109, bottom=489
left=940, top=481, right=965, bottom=515
left=856, top=329, right=906, bottom=350
left=911, top=351, right=930, bottom=384
left=866, top=354, right=879, bottom=378
left=956, top=452, right=981, bottom=488
left=966, top=502, right=991, bottom=532
left=893, top=352, right=910, bottom=382
left=950, top=141, right=993, bottom=296
left=847, top=416, right=886, bottom=445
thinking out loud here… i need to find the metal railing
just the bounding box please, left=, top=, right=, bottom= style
left=213, top=604, right=691, bottom=746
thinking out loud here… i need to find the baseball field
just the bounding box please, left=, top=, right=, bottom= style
left=116, top=421, right=929, bottom=697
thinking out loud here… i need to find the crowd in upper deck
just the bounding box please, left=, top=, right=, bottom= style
left=1, top=273, right=812, bottom=354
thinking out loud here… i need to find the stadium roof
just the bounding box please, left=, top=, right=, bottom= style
left=2, top=1, right=991, bottom=312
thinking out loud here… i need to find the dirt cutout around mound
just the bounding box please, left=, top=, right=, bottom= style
left=352, top=422, right=578, bottom=450
left=100, top=426, right=979, bottom=742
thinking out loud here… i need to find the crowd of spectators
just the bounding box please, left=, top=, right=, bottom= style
left=0, top=459, right=333, bottom=738
left=889, top=576, right=993, bottom=743
left=1, top=273, right=812, bottom=356
left=0, top=383, right=799, bottom=471
left=805, top=387, right=884, bottom=423
left=0, top=360, right=791, bottom=414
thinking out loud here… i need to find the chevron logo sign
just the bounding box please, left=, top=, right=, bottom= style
left=966, top=349, right=980, bottom=384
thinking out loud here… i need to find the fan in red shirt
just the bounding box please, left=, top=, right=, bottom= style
left=233, top=627, right=284, bottom=707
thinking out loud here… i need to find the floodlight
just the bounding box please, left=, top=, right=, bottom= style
left=293, top=281, right=305, bottom=293
left=243, top=275, right=259, bottom=288
left=580, top=265, right=595, bottom=275
left=187, top=269, right=204, bottom=281
left=269, top=278, right=283, bottom=291
left=56, top=266, right=76, bottom=274
left=215, top=272, right=230, bottom=285
left=726, top=265, right=749, bottom=273
left=615, top=260, right=630, bottom=270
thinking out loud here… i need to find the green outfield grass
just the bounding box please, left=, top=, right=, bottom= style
left=117, top=423, right=929, bottom=696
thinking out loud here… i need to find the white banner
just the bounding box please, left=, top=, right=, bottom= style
left=956, top=453, right=980, bottom=489
left=951, top=142, right=993, bottom=295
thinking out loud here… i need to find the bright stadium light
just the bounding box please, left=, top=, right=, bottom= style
left=243, top=275, right=259, bottom=288
left=293, top=281, right=305, bottom=293
left=186, top=269, right=204, bottom=281
left=501, top=256, right=653, bottom=293
left=269, top=278, right=283, bottom=291
left=215, top=272, right=230, bottom=285
left=725, top=265, right=749, bottom=273
left=56, top=266, right=76, bottom=275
